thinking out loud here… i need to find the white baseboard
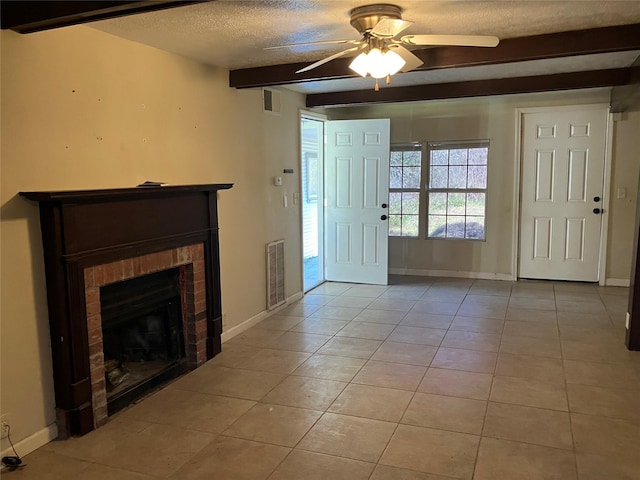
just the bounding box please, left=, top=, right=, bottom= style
left=605, top=278, right=630, bottom=287
left=389, top=268, right=514, bottom=282
left=221, top=291, right=304, bottom=343
left=0, top=423, right=57, bottom=461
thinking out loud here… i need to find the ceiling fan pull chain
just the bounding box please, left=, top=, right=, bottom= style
left=375, top=79, right=379, bottom=91
left=386, top=73, right=391, bottom=85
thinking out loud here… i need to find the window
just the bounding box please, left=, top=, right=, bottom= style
left=304, top=152, right=318, bottom=202
left=427, top=141, right=488, bottom=240
left=389, top=145, right=422, bottom=237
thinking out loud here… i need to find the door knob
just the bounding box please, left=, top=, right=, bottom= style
left=593, top=208, right=601, bottom=214
left=380, top=215, right=388, bottom=220
left=593, top=196, right=601, bottom=202
left=381, top=203, right=388, bottom=208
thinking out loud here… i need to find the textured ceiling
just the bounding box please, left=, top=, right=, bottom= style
left=90, top=0, right=640, bottom=93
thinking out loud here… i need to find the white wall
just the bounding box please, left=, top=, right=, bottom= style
left=1, top=26, right=304, bottom=454
left=327, top=91, right=640, bottom=282
left=607, top=110, right=640, bottom=282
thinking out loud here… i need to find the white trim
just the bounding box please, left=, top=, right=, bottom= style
left=605, top=278, right=630, bottom=287
left=221, top=291, right=303, bottom=343
left=389, top=268, right=513, bottom=281
left=513, top=103, right=611, bottom=283
left=300, top=109, right=327, bottom=121
left=299, top=110, right=326, bottom=293
left=513, top=108, right=524, bottom=280
left=0, top=423, right=58, bottom=462
left=298, top=112, right=305, bottom=294
left=515, top=103, right=611, bottom=115
left=598, top=110, right=614, bottom=286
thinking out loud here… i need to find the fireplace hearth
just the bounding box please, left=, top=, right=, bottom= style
left=21, top=184, right=232, bottom=437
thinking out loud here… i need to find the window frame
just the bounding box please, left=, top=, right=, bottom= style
left=388, top=143, right=424, bottom=238
left=425, top=140, right=490, bottom=241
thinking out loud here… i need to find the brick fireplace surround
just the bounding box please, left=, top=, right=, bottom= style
left=21, top=184, right=232, bottom=437
left=85, top=244, right=207, bottom=427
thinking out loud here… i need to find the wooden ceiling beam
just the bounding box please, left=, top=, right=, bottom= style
left=305, top=68, right=636, bottom=107
left=229, top=23, right=640, bottom=89
left=0, top=1, right=208, bottom=34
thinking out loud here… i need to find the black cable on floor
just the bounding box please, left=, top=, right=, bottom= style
left=2, top=424, right=24, bottom=471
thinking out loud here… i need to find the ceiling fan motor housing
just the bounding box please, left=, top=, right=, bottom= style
left=349, top=4, right=403, bottom=35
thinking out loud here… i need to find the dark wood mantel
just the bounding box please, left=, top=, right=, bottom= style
left=21, top=183, right=232, bottom=201
left=20, top=184, right=232, bottom=436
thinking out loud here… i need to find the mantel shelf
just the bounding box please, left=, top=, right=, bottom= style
left=20, top=183, right=233, bottom=203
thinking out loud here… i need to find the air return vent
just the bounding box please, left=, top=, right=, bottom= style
left=266, top=239, right=285, bottom=310
left=262, top=88, right=281, bottom=115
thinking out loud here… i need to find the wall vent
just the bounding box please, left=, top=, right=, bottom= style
left=262, top=88, right=281, bottom=115
left=266, top=239, right=286, bottom=310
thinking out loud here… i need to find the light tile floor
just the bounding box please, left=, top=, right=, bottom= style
left=6, top=276, right=640, bottom=480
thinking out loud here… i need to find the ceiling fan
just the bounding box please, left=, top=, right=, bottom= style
left=267, top=3, right=500, bottom=90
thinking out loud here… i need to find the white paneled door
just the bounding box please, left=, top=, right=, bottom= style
left=325, top=119, right=391, bottom=285
left=519, top=106, right=608, bottom=281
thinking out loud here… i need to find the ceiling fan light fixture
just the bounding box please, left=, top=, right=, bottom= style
left=348, top=48, right=406, bottom=80
left=383, top=49, right=405, bottom=75
left=349, top=52, right=370, bottom=77
left=367, top=48, right=386, bottom=78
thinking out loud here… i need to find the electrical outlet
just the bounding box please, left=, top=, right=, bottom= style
left=1, top=414, right=9, bottom=439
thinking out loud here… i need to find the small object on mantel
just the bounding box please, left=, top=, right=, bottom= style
left=136, top=181, right=165, bottom=187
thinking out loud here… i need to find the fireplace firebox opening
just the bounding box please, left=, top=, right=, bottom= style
left=100, top=268, right=187, bottom=415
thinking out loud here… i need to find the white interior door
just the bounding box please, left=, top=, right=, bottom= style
left=325, top=119, right=390, bottom=285
left=519, top=106, right=608, bottom=281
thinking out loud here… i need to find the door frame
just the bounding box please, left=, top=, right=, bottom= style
left=299, top=110, right=327, bottom=292
left=512, top=103, right=614, bottom=285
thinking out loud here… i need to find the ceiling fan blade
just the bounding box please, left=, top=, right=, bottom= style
left=265, top=39, right=361, bottom=50
left=371, top=18, right=413, bottom=38
left=401, top=34, right=500, bottom=47
left=388, top=44, right=424, bottom=72
left=296, top=46, right=361, bottom=73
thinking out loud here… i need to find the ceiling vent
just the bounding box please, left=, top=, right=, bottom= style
left=262, top=88, right=281, bottom=115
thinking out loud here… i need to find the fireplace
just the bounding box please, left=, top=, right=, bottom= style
left=21, top=184, right=232, bottom=437
left=83, top=244, right=210, bottom=426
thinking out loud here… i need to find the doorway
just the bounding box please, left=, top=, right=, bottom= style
left=301, top=115, right=325, bottom=291
left=300, top=116, right=392, bottom=290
